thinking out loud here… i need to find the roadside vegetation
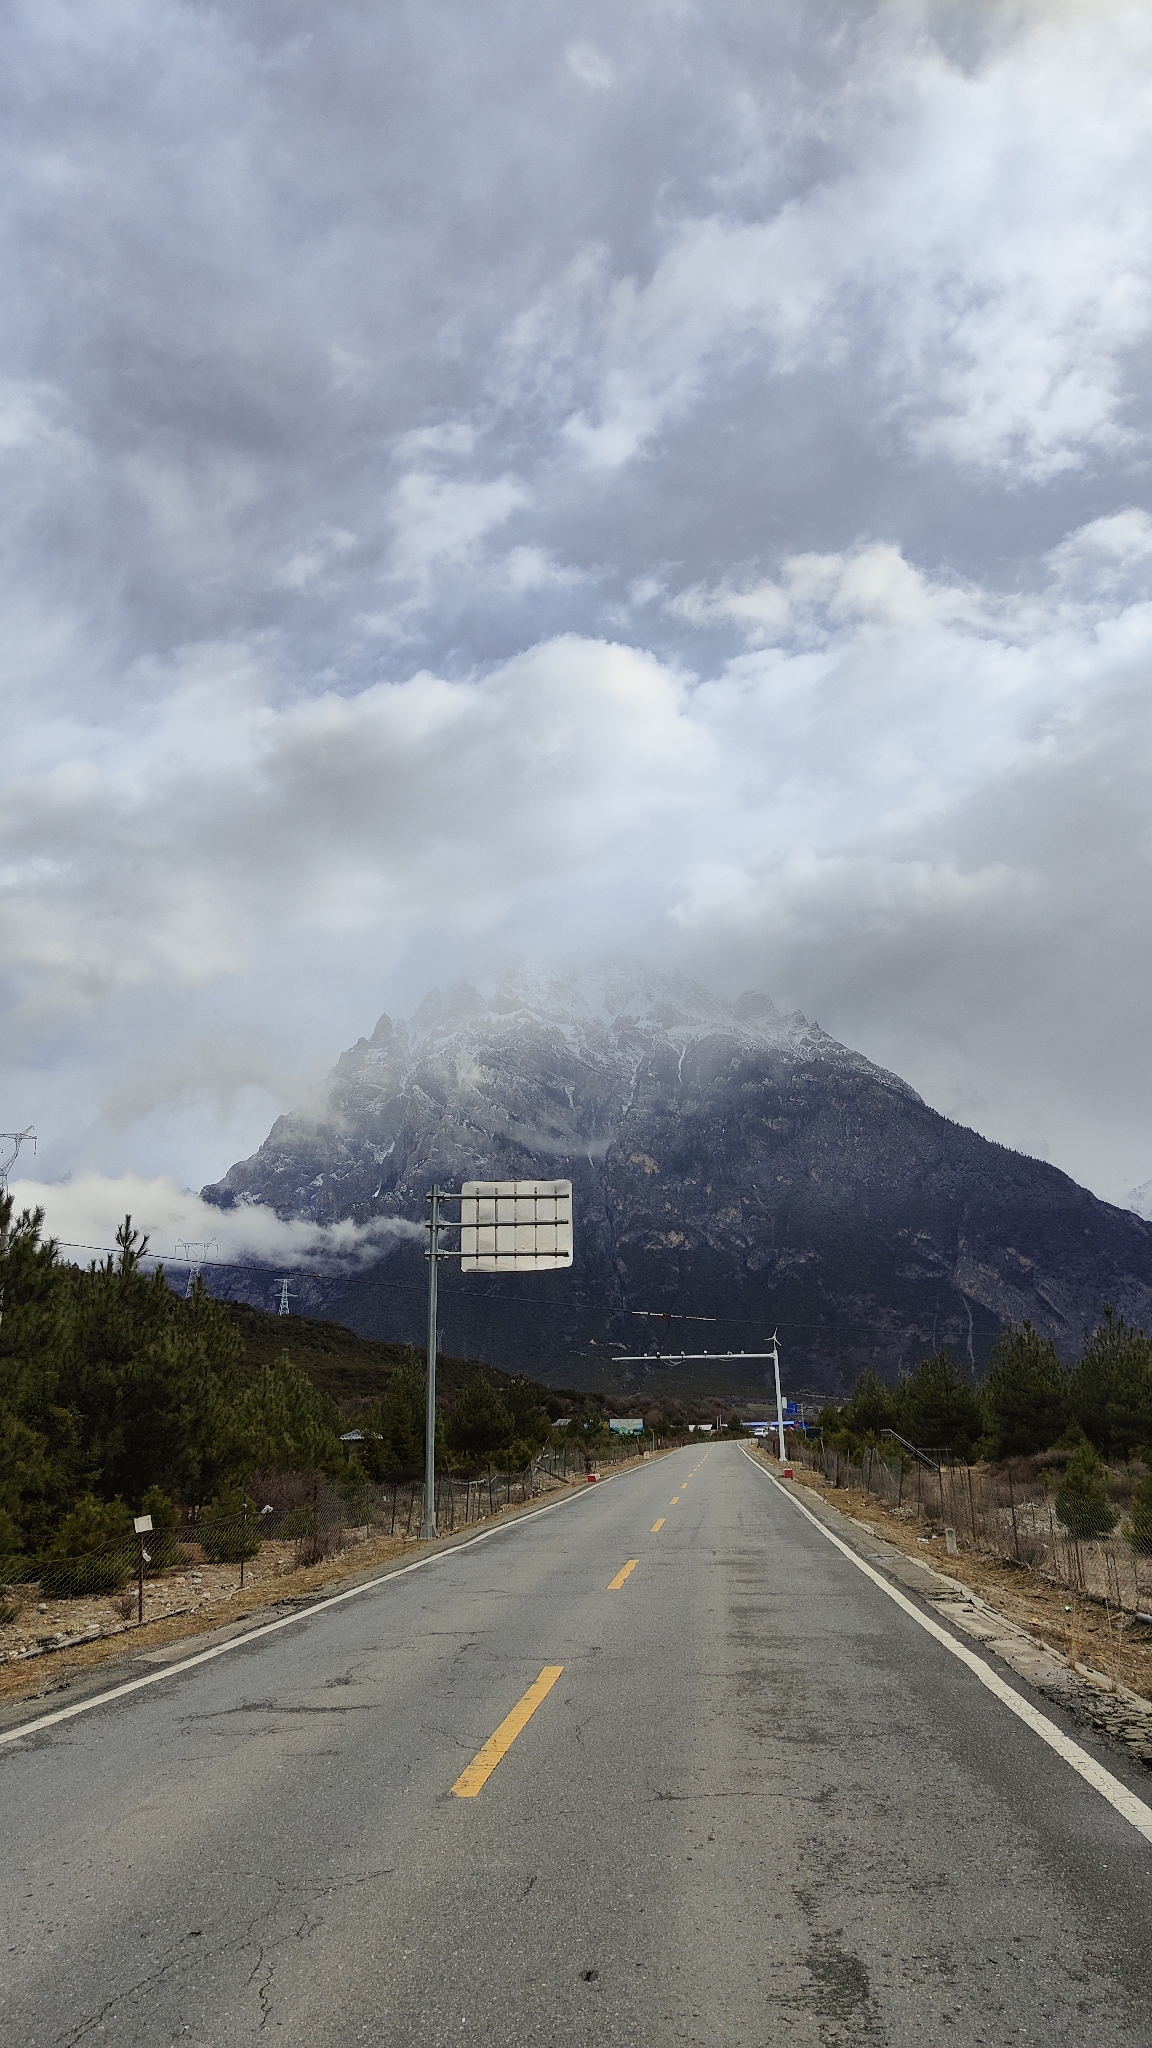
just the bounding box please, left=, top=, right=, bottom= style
left=815, top=1315, right=1152, bottom=1545
left=0, top=1195, right=705, bottom=1594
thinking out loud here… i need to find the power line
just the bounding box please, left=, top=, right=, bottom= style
left=613, top=1350, right=779, bottom=1364
left=48, top=1242, right=866, bottom=1331
left=47, top=1240, right=548, bottom=1306
left=52, top=1240, right=372, bottom=1282
left=630, top=1309, right=717, bottom=1323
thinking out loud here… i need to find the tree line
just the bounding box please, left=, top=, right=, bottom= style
left=823, top=1313, right=1152, bottom=1463
left=821, top=1312, right=1152, bottom=1543
left=0, top=1197, right=559, bottom=1580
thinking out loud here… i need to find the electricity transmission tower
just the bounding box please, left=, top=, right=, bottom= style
left=276, top=1277, right=293, bottom=1315
left=0, top=1127, right=36, bottom=1199
left=174, top=1239, right=218, bottom=1297
left=0, top=1128, right=36, bottom=1252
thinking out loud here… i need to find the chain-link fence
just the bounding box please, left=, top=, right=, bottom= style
left=790, top=1437, right=1152, bottom=1619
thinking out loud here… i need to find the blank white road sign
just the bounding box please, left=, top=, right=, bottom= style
left=460, top=1179, right=573, bottom=1271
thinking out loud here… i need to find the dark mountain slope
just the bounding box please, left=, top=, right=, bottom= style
left=222, top=1301, right=509, bottom=1409
left=202, top=972, right=1152, bottom=1399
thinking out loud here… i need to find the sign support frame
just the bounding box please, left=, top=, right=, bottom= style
left=421, top=1180, right=573, bottom=1541
left=421, top=1186, right=441, bottom=1541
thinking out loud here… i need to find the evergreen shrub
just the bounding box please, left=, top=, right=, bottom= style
left=36, top=1496, right=135, bottom=1596
left=199, top=1492, right=263, bottom=1563
left=1055, top=1442, right=1118, bottom=1539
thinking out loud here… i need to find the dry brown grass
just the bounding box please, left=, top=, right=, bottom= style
left=0, top=1527, right=417, bottom=1707
left=768, top=1452, right=1152, bottom=1702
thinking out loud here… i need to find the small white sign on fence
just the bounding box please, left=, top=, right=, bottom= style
left=459, top=1179, right=573, bottom=1271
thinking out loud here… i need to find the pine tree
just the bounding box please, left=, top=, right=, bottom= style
left=843, top=1368, right=897, bottom=1440
left=446, top=1373, right=515, bottom=1461
left=981, top=1322, right=1067, bottom=1458
left=235, top=1350, right=341, bottom=1474
left=898, top=1349, right=982, bottom=1458
left=349, top=1352, right=431, bottom=1480
left=501, top=1374, right=552, bottom=1448
left=1068, top=1308, right=1152, bottom=1458
left=0, top=1196, right=83, bottom=1556
left=1055, top=1440, right=1118, bottom=1539
left=1126, top=1471, right=1152, bottom=1556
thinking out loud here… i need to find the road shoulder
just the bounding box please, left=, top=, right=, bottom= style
left=746, top=1447, right=1152, bottom=1777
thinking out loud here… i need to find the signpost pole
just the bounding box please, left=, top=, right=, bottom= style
left=422, top=1187, right=440, bottom=1540
left=132, top=1512, right=153, bottom=1623
left=771, top=1333, right=786, bottom=1465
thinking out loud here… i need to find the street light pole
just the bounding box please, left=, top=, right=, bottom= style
left=771, top=1331, right=786, bottom=1465
left=421, top=1186, right=440, bottom=1540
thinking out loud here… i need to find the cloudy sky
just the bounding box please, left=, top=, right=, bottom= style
left=4, top=0, right=1152, bottom=1248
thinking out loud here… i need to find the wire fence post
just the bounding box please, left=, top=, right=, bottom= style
left=1006, top=1460, right=1020, bottom=1560
left=132, top=1512, right=152, bottom=1623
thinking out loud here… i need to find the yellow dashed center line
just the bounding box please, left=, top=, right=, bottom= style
left=608, top=1558, right=640, bottom=1590
left=650, top=1517, right=666, bottom=1533
left=452, top=1665, right=565, bottom=1797
left=670, top=1495, right=680, bottom=1504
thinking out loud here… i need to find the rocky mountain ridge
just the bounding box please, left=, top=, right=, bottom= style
left=202, top=970, right=1152, bottom=1398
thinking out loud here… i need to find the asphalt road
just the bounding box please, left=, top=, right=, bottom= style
left=3, top=1444, right=1151, bottom=2047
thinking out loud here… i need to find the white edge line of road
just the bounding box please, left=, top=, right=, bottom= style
left=742, top=1446, right=1152, bottom=1847
left=0, top=1452, right=681, bottom=1750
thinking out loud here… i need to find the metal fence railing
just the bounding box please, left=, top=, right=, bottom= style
left=787, top=1438, right=1152, bottom=1620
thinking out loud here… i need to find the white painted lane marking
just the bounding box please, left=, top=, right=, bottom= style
left=0, top=1456, right=661, bottom=1750
left=741, top=1448, right=1152, bottom=1846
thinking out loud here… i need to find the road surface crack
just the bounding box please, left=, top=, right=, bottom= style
left=57, top=1929, right=208, bottom=2047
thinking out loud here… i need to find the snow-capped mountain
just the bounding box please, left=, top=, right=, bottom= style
left=202, top=970, right=1152, bottom=1396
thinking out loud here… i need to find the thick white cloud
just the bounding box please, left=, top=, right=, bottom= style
left=8, top=1173, right=422, bottom=1272
left=538, top=9, right=1152, bottom=478
left=2, top=2, right=1152, bottom=1213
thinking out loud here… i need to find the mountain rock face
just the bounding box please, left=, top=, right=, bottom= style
left=201, top=971, right=1152, bottom=1399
